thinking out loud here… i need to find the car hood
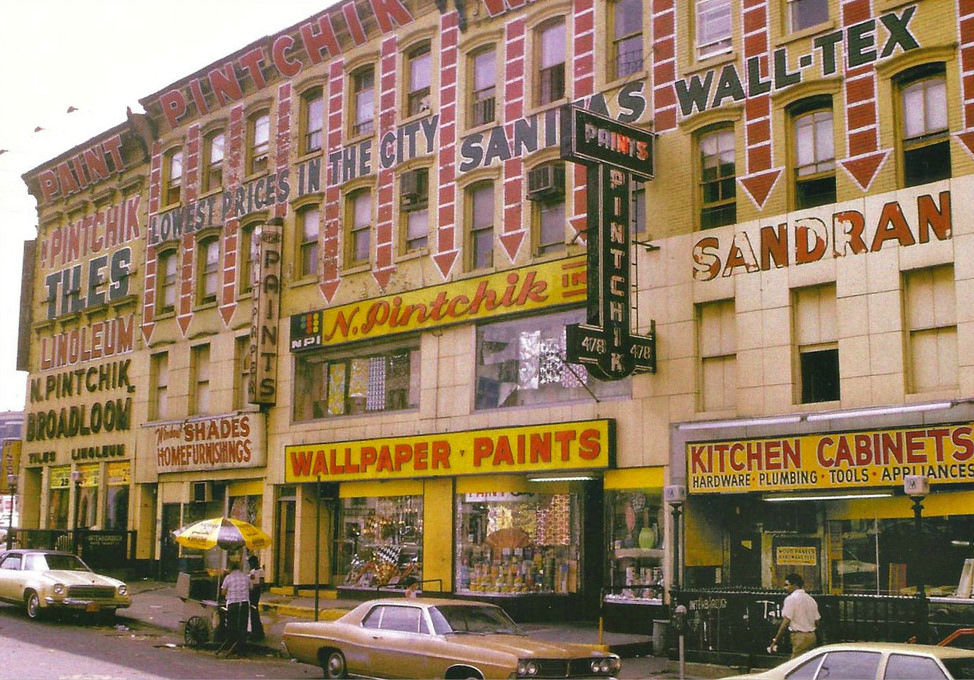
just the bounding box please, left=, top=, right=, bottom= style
left=44, top=570, right=124, bottom=587
left=445, top=633, right=610, bottom=658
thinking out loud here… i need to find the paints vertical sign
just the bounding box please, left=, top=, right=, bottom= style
left=561, top=105, right=656, bottom=380
left=248, top=219, right=283, bottom=404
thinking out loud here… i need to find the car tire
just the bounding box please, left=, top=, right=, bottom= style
left=321, top=649, right=347, bottom=679
left=25, top=590, right=41, bottom=620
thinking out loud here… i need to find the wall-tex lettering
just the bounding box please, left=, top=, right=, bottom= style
left=674, top=6, right=919, bottom=118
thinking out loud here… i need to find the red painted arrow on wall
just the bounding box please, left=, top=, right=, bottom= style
left=738, top=2, right=781, bottom=210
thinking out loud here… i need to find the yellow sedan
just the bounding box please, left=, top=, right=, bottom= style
left=0, top=549, right=130, bottom=621
left=723, top=642, right=974, bottom=680
left=282, top=597, right=621, bottom=679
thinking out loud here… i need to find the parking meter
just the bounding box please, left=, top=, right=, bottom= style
left=672, top=604, right=687, bottom=634
left=673, top=605, right=688, bottom=680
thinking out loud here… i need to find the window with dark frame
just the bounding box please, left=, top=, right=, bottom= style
left=302, top=88, right=324, bottom=154
left=248, top=111, right=270, bottom=174
left=165, top=148, right=183, bottom=206
left=613, top=0, right=643, bottom=79
left=792, top=99, right=836, bottom=209
left=293, top=340, right=420, bottom=420
left=406, top=43, right=432, bottom=117
left=899, top=65, right=950, bottom=188
left=800, top=348, right=840, bottom=403
left=239, top=224, right=255, bottom=295
left=699, top=127, right=736, bottom=229
left=696, top=0, right=732, bottom=59
left=299, top=206, right=321, bottom=278
left=202, top=131, right=224, bottom=194
left=158, top=250, right=177, bottom=315
left=401, top=168, right=429, bottom=252
left=197, top=236, right=220, bottom=305
left=348, top=189, right=372, bottom=266
left=528, top=163, right=566, bottom=256
left=537, top=20, right=566, bottom=105
left=468, top=182, right=494, bottom=270
left=470, top=47, right=497, bottom=127
left=352, top=67, right=375, bottom=136
left=788, top=0, right=829, bottom=32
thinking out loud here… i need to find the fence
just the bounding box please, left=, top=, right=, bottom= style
left=669, top=588, right=954, bottom=667
left=5, top=528, right=137, bottom=575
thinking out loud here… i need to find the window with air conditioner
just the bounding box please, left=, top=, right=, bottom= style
left=527, top=164, right=565, bottom=199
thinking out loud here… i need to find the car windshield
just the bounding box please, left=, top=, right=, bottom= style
left=942, top=658, right=974, bottom=679
left=429, top=605, right=522, bottom=635
left=27, top=553, right=91, bottom=572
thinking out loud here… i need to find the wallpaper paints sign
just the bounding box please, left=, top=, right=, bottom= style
left=284, top=419, right=614, bottom=483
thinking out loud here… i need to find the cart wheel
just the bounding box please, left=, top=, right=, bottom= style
left=184, top=615, right=210, bottom=647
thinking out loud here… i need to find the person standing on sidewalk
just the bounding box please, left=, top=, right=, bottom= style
left=221, top=556, right=251, bottom=656
left=248, top=554, right=265, bottom=640
left=771, top=573, right=820, bottom=658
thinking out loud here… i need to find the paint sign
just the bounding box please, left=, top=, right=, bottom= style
left=561, top=106, right=656, bottom=380
left=284, top=419, right=614, bottom=483
left=248, top=220, right=283, bottom=404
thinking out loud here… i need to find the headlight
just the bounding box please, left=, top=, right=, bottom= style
left=117, top=585, right=128, bottom=596
left=517, top=660, right=539, bottom=676
left=590, top=657, right=621, bottom=675
left=53, top=583, right=65, bottom=596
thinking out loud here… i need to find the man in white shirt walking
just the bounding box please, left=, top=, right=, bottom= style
left=771, top=573, right=820, bottom=658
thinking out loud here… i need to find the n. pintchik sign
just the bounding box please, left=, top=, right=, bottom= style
left=290, top=257, right=586, bottom=350
left=285, top=419, right=613, bottom=483
left=687, top=423, right=974, bottom=494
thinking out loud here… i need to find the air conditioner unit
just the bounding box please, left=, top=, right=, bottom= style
left=527, top=165, right=565, bottom=200
left=191, top=481, right=212, bottom=504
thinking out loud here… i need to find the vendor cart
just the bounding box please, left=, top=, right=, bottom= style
left=176, top=570, right=227, bottom=647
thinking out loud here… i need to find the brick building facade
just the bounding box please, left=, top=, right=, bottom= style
left=16, top=0, right=974, bottom=629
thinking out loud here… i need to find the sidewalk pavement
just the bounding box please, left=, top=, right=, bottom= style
left=118, top=579, right=741, bottom=679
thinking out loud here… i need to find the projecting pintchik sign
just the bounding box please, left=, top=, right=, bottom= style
left=248, top=220, right=283, bottom=405
left=561, top=106, right=656, bottom=380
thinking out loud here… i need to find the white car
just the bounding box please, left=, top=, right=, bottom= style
left=0, top=549, right=130, bottom=620
left=723, top=642, right=974, bottom=680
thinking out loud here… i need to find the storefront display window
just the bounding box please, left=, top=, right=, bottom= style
left=475, top=309, right=629, bottom=409
left=337, top=495, right=422, bottom=589
left=605, top=491, right=664, bottom=602
left=293, top=339, right=420, bottom=420
left=105, top=462, right=130, bottom=531
left=47, top=466, right=70, bottom=529
left=456, top=492, right=580, bottom=595
left=829, top=516, right=974, bottom=596
left=229, top=494, right=262, bottom=526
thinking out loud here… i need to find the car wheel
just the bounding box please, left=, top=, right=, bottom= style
left=321, top=650, right=347, bottom=679
left=25, top=590, right=41, bottom=620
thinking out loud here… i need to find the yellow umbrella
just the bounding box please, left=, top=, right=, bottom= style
left=173, top=517, right=271, bottom=551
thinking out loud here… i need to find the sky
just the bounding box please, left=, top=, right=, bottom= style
left=0, top=0, right=332, bottom=413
